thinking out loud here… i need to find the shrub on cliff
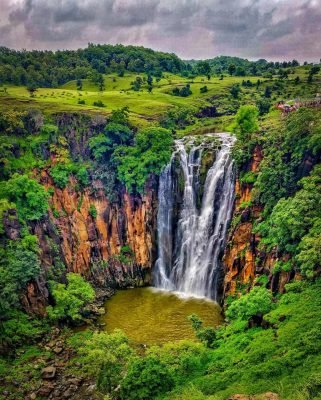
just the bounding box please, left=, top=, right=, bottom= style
left=113, top=127, right=173, bottom=192
left=0, top=234, right=41, bottom=316
left=257, top=165, right=321, bottom=278
left=230, top=105, right=259, bottom=142
left=89, top=122, right=133, bottom=162
left=1, top=174, right=49, bottom=221
left=230, top=105, right=259, bottom=168
left=47, top=273, right=95, bottom=323
left=50, top=164, right=73, bottom=188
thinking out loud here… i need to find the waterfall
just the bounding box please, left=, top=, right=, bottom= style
left=154, top=133, right=235, bottom=301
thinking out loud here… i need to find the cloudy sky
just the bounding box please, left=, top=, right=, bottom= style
left=0, top=0, right=320, bottom=61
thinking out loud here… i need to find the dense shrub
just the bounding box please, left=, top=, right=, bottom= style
left=1, top=174, right=49, bottom=221
left=71, top=330, right=133, bottom=395
left=47, top=273, right=95, bottom=323
left=113, top=127, right=173, bottom=192
left=121, top=355, right=174, bottom=400
left=50, top=164, right=73, bottom=188
left=226, top=287, right=273, bottom=321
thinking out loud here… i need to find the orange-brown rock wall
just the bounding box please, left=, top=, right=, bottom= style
left=37, top=171, right=157, bottom=278
left=223, top=145, right=294, bottom=297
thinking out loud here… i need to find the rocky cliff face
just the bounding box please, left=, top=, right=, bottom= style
left=223, top=146, right=262, bottom=296
left=21, top=172, right=158, bottom=314
left=223, top=146, right=295, bottom=297
left=40, top=170, right=157, bottom=278
left=5, top=112, right=160, bottom=315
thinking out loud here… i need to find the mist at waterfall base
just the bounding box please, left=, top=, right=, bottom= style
left=154, top=133, right=236, bottom=301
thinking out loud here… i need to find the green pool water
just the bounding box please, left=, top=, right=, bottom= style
left=98, top=287, right=222, bottom=345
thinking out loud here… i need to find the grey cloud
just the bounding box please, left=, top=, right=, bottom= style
left=0, top=0, right=321, bottom=61
left=8, top=0, right=33, bottom=23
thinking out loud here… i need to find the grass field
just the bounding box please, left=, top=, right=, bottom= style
left=0, top=73, right=258, bottom=117
left=1, top=68, right=320, bottom=130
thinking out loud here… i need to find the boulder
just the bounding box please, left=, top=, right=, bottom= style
left=41, top=366, right=56, bottom=379
left=53, top=346, right=63, bottom=354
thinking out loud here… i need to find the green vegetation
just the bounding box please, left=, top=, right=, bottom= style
left=113, top=127, right=173, bottom=192
left=258, top=165, right=321, bottom=278
left=0, top=44, right=184, bottom=88
left=61, top=280, right=321, bottom=400
left=230, top=105, right=259, bottom=168
left=89, top=204, right=97, bottom=219
left=231, top=105, right=259, bottom=141
left=1, top=174, right=49, bottom=221
left=47, top=273, right=95, bottom=323
left=121, top=355, right=175, bottom=400
left=0, top=235, right=40, bottom=315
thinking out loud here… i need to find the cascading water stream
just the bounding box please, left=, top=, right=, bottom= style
left=153, top=133, right=235, bottom=301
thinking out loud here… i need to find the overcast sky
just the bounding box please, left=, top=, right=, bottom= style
left=0, top=0, right=320, bottom=61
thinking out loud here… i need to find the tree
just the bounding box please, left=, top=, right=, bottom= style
left=2, top=174, right=49, bottom=221
left=89, top=134, right=113, bottom=161
left=235, top=66, right=246, bottom=76
left=131, top=76, right=143, bottom=91
left=76, top=330, right=133, bottom=394
left=92, top=72, right=105, bottom=91
left=264, top=86, right=272, bottom=98
left=256, top=98, right=271, bottom=115
left=228, top=64, right=236, bottom=76
left=113, top=127, right=173, bottom=192
left=109, top=107, right=130, bottom=125
left=76, top=79, right=83, bottom=90
left=178, top=84, right=192, bottom=97
left=46, top=273, right=95, bottom=323
left=310, top=65, right=320, bottom=76
left=104, top=122, right=133, bottom=146
left=188, top=314, right=217, bottom=348
left=27, top=83, right=37, bottom=97
left=226, top=287, right=273, bottom=321
left=196, top=61, right=211, bottom=78
left=231, top=105, right=259, bottom=141
left=147, top=74, right=153, bottom=92
left=121, top=355, right=174, bottom=400
left=230, top=84, right=241, bottom=99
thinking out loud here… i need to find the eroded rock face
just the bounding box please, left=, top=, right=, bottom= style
left=3, top=208, right=20, bottom=240
left=20, top=170, right=158, bottom=315
left=223, top=146, right=263, bottom=296
left=223, top=145, right=295, bottom=296
left=40, top=171, right=157, bottom=277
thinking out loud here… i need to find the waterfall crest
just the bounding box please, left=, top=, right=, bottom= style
left=153, top=133, right=235, bottom=301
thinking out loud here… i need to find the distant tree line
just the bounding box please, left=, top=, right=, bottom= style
left=0, top=43, right=184, bottom=88
left=1, top=43, right=317, bottom=90
left=187, top=56, right=302, bottom=78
